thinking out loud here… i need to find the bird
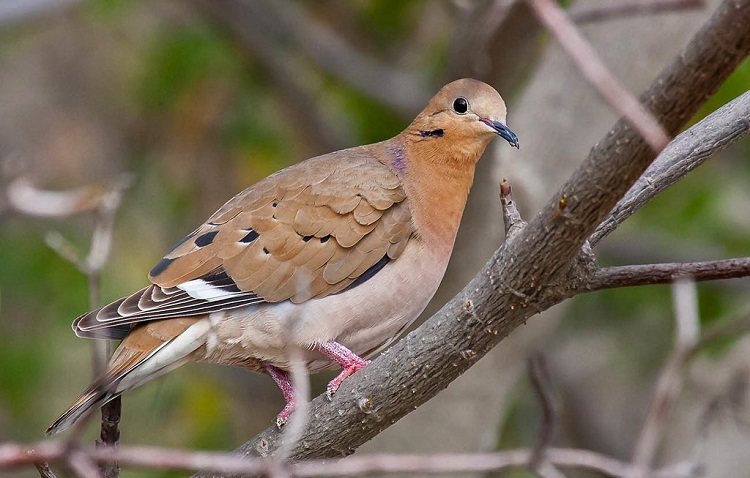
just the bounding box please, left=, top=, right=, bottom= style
left=46, top=78, right=519, bottom=435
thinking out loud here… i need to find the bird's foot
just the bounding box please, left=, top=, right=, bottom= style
left=316, top=341, right=370, bottom=400
left=265, top=364, right=297, bottom=428
left=275, top=403, right=295, bottom=428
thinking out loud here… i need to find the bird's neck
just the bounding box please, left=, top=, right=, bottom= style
left=383, top=132, right=490, bottom=253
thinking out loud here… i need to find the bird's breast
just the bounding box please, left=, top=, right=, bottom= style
left=200, top=238, right=451, bottom=372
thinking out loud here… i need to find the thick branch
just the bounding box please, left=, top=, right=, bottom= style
left=591, top=90, right=750, bottom=245
left=193, top=0, right=750, bottom=469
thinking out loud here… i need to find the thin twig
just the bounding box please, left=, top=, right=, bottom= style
left=34, top=461, right=58, bottom=478
left=526, top=0, right=671, bottom=152
left=500, top=178, right=526, bottom=239
left=528, top=353, right=559, bottom=471
left=570, top=0, right=705, bottom=24
left=585, top=258, right=750, bottom=292
left=67, top=450, right=101, bottom=478
left=39, top=174, right=133, bottom=478
left=628, top=279, right=700, bottom=478
left=0, top=441, right=697, bottom=477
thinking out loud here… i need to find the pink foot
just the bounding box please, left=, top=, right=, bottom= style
left=316, top=341, right=370, bottom=400
left=265, top=364, right=296, bottom=428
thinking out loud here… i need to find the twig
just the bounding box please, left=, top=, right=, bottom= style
left=570, top=0, right=705, bottom=24
left=40, top=174, right=133, bottom=478
left=500, top=178, right=526, bottom=239
left=628, top=279, right=700, bottom=478
left=0, top=441, right=698, bottom=477
left=526, top=0, right=671, bottom=152
left=528, top=353, right=559, bottom=471
left=34, top=461, right=58, bottom=478
left=67, top=450, right=101, bottom=478
left=585, top=258, right=750, bottom=292
left=590, top=90, right=750, bottom=246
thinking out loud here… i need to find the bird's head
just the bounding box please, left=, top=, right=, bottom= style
left=407, top=78, right=519, bottom=155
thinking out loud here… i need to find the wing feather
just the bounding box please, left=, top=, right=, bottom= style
left=79, top=148, right=414, bottom=338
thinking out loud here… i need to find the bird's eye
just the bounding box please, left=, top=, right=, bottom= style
left=452, top=97, right=469, bottom=114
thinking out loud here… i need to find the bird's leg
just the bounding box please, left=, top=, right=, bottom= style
left=265, top=364, right=296, bottom=428
left=315, top=341, right=370, bottom=400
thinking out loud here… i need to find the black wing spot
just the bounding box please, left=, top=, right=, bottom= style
left=342, top=255, right=390, bottom=292
left=263, top=247, right=270, bottom=254
left=150, top=257, right=176, bottom=277
left=194, top=231, right=218, bottom=247
left=240, top=229, right=260, bottom=243
left=302, top=235, right=313, bottom=242
left=320, top=235, right=331, bottom=243
left=272, top=202, right=278, bottom=208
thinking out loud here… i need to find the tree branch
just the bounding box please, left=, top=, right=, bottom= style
left=0, top=441, right=698, bottom=478
left=591, top=90, right=750, bottom=246
left=585, top=258, right=750, bottom=292
left=190, top=0, right=750, bottom=470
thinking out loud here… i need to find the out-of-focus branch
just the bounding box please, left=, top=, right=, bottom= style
left=191, top=0, right=354, bottom=153
left=627, top=279, right=700, bottom=478
left=590, top=90, right=750, bottom=246
left=193, top=0, right=428, bottom=118
left=527, top=354, right=560, bottom=473
left=526, top=0, right=671, bottom=152
left=3, top=164, right=134, bottom=478
left=0, top=0, right=79, bottom=26
left=570, top=0, right=705, bottom=24
left=0, top=441, right=698, bottom=478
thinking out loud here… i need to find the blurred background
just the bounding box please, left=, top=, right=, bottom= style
left=0, top=1, right=749, bottom=477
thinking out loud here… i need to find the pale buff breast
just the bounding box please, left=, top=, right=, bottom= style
left=199, top=237, right=451, bottom=372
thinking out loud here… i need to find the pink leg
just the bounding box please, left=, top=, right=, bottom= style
left=316, top=341, right=370, bottom=400
left=265, top=364, right=296, bottom=428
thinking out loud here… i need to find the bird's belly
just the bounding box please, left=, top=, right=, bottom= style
left=202, top=239, right=450, bottom=371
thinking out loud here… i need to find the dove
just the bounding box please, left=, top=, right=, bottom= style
left=47, top=78, right=519, bottom=434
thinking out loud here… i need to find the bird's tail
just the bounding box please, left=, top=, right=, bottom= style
left=46, top=377, right=118, bottom=435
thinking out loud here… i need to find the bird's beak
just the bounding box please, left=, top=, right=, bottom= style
left=480, top=118, right=520, bottom=149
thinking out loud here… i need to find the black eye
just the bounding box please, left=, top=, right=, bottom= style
left=452, top=97, right=469, bottom=114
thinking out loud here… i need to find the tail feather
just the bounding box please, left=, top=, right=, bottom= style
left=46, top=380, right=117, bottom=435
left=47, top=317, right=210, bottom=435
